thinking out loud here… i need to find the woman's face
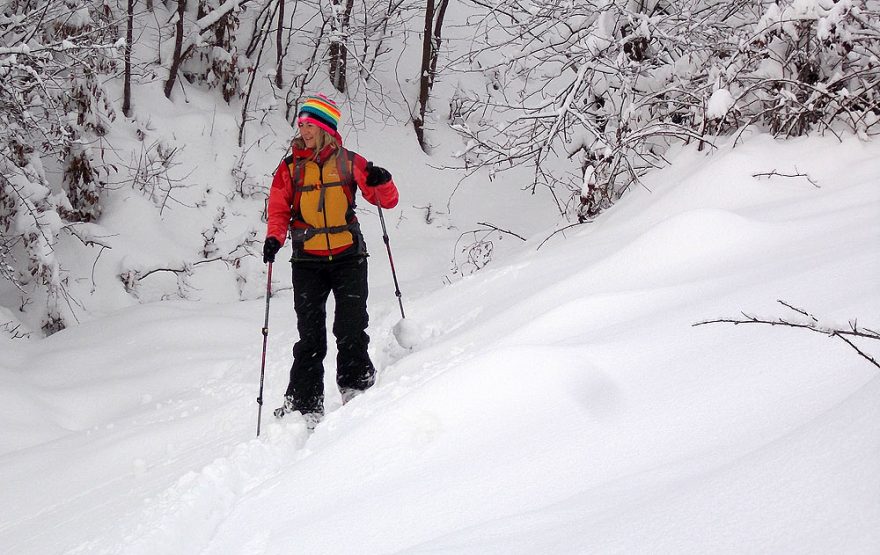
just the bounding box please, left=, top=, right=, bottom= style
left=299, top=122, right=318, bottom=149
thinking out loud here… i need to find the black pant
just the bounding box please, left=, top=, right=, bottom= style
left=286, top=255, right=375, bottom=413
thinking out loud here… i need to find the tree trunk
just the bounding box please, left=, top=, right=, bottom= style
left=164, top=0, right=187, bottom=99
left=415, top=0, right=448, bottom=151
left=123, top=0, right=135, bottom=116
left=429, top=0, right=449, bottom=90
left=275, top=0, right=285, bottom=88
left=328, top=0, right=354, bottom=93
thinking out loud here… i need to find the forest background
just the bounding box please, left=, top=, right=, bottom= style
left=2, top=0, right=878, bottom=335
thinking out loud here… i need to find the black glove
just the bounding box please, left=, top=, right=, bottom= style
left=365, top=161, right=392, bottom=187
left=263, top=237, right=281, bottom=263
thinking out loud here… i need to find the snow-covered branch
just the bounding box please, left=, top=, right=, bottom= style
left=695, top=300, right=880, bottom=370
left=185, top=0, right=249, bottom=50
left=453, top=0, right=880, bottom=220
left=0, top=39, right=122, bottom=58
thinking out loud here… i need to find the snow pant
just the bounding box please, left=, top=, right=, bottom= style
left=285, top=255, right=376, bottom=414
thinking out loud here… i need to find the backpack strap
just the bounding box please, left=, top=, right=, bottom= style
left=289, top=149, right=353, bottom=196
left=286, top=154, right=307, bottom=215
left=335, top=147, right=356, bottom=205
left=290, top=223, right=354, bottom=242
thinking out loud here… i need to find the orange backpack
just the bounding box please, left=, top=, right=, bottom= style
left=286, top=148, right=361, bottom=258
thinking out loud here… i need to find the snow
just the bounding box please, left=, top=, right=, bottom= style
left=1, top=128, right=878, bottom=553
left=392, top=318, right=424, bottom=350
left=579, top=170, right=596, bottom=205
left=1, top=2, right=879, bottom=548
left=707, top=89, right=735, bottom=119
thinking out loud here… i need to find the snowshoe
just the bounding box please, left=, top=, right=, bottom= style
left=274, top=396, right=322, bottom=431
left=340, top=387, right=365, bottom=405
left=301, top=412, right=322, bottom=431
left=273, top=395, right=296, bottom=419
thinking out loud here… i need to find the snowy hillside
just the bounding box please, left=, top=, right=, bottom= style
left=2, top=133, right=878, bottom=554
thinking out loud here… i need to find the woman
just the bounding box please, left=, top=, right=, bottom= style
left=262, top=94, right=398, bottom=426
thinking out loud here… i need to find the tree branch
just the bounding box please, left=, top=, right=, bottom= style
left=694, top=300, right=880, bottom=370
left=752, top=169, right=819, bottom=188
left=475, top=221, right=527, bottom=241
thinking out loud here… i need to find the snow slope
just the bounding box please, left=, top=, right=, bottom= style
left=1, top=134, right=878, bottom=554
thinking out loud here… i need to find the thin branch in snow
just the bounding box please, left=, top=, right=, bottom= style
left=537, top=222, right=590, bottom=250
left=694, top=300, right=880, bottom=370
left=752, top=169, right=819, bottom=188
left=475, top=222, right=527, bottom=241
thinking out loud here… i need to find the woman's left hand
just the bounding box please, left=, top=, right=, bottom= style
left=365, top=162, right=392, bottom=186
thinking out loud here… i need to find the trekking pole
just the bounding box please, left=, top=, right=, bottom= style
left=377, top=206, right=405, bottom=319
left=256, top=261, right=273, bottom=437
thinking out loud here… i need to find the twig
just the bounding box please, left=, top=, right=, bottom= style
left=475, top=221, right=527, bottom=241
left=1, top=321, right=31, bottom=340
left=752, top=169, right=819, bottom=188
left=537, top=222, right=588, bottom=250
left=694, top=300, right=879, bottom=370
left=135, top=257, right=225, bottom=281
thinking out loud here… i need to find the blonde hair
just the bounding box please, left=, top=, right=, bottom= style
left=293, top=126, right=339, bottom=160
left=312, top=127, right=338, bottom=153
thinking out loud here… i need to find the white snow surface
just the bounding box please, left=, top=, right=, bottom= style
left=2, top=131, right=879, bottom=554
left=707, top=89, right=735, bottom=120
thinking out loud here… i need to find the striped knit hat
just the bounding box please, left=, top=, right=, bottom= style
left=297, top=94, right=342, bottom=141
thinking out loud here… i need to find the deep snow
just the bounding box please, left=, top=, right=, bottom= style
left=1, top=131, right=878, bottom=554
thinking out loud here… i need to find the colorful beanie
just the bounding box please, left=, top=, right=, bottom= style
left=297, top=94, right=342, bottom=141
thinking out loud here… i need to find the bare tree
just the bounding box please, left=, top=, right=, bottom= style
left=1, top=0, right=120, bottom=333
left=414, top=0, right=449, bottom=151
left=275, top=0, right=287, bottom=88
left=123, top=0, right=135, bottom=116
left=239, top=0, right=286, bottom=145
left=453, top=0, right=880, bottom=221
left=328, top=0, right=355, bottom=92
left=164, top=0, right=187, bottom=99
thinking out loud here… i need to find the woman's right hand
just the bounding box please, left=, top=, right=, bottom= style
left=263, top=237, right=282, bottom=263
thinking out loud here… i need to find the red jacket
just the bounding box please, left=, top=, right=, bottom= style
left=266, top=142, right=399, bottom=257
